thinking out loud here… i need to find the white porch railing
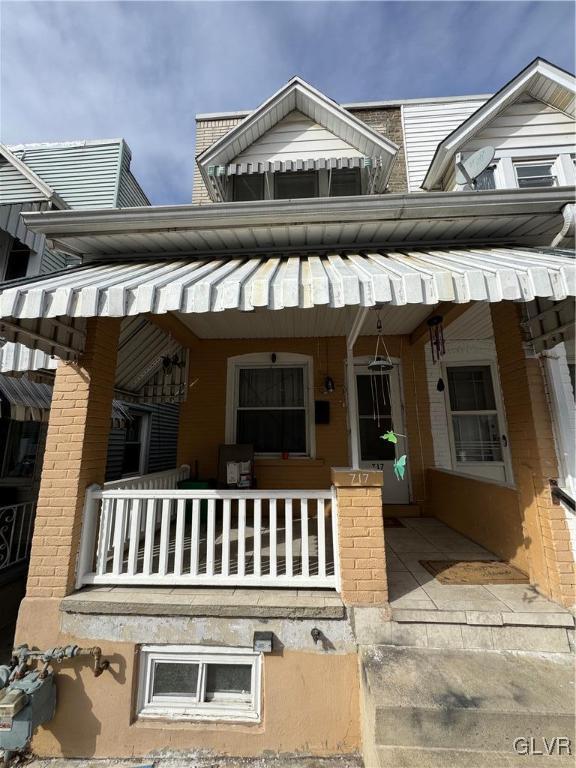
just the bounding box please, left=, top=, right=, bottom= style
left=102, top=465, right=190, bottom=491
left=0, top=501, right=36, bottom=575
left=76, top=485, right=339, bottom=590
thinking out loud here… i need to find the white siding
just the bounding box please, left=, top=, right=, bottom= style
left=462, top=99, right=575, bottom=156
left=402, top=99, right=487, bottom=191
left=0, top=158, right=47, bottom=204
left=234, top=110, right=363, bottom=164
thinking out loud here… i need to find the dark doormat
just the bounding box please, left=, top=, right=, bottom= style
left=383, top=517, right=405, bottom=528
left=419, top=559, right=529, bottom=585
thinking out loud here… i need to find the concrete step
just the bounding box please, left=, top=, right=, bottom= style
left=382, top=504, right=420, bottom=518
left=361, top=646, right=575, bottom=768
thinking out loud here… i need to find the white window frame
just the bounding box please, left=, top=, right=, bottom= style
left=138, top=645, right=262, bottom=722
left=542, top=343, right=576, bottom=497
left=513, top=158, right=558, bottom=189
left=225, top=352, right=316, bottom=458
left=442, top=360, right=513, bottom=481
left=121, top=408, right=150, bottom=478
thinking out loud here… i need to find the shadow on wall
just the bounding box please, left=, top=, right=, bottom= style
left=425, top=468, right=529, bottom=573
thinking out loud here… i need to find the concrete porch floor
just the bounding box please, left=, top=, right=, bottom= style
left=386, top=517, right=573, bottom=620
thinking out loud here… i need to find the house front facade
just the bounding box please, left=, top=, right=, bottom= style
left=1, top=58, right=574, bottom=764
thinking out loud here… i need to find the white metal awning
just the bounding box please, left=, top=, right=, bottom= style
left=0, top=246, right=573, bottom=362
left=209, top=156, right=378, bottom=177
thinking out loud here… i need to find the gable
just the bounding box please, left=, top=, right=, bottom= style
left=234, top=110, right=363, bottom=165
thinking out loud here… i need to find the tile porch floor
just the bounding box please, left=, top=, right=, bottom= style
left=386, top=517, right=569, bottom=615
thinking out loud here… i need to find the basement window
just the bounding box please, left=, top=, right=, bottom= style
left=138, top=646, right=261, bottom=721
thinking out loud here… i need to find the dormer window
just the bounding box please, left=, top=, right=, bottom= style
left=514, top=160, right=557, bottom=188
left=232, top=175, right=264, bottom=202
left=274, top=171, right=318, bottom=200
left=329, top=168, right=361, bottom=196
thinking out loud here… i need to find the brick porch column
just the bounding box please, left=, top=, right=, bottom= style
left=26, top=317, right=121, bottom=599
left=332, top=468, right=388, bottom=606
left=491, top=302, right=575, bottom=607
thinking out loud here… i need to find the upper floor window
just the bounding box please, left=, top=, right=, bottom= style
left=274, top=170, right=318, bottom=200
left=1, top=238, right=30, bottom=282
left=474, top=166, right=496, bottom=191
left=329, top=168, right=361, bottom=196
left=514, top=161, right=557, bottom=189
left=232, top=174, right=264, bottom=202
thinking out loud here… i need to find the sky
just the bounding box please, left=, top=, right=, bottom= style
left=1, top=0, right=574, bottom=205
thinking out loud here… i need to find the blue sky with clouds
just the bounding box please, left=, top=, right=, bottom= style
left=1, top=1, right=574, bottom=204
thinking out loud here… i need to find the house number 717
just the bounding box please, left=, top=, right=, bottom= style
left=351, top=472, right=370, bottom=485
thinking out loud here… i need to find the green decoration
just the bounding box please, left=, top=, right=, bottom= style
left=381, top=430, right=398, bottom=444
left=393, top=454, right=407, bottom=480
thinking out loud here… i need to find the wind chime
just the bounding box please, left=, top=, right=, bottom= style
left=368, top=312, right=407, bottom=480
left=427, top=314, right=447, bottom=391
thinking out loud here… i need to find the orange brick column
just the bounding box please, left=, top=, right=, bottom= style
left=332, top=468, right=387, bottom=606
left=26, top=317, right=121, bottom=599
left=491, top=302, right=575, bottom=607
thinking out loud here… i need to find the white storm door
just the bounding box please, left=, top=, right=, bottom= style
left=354, top=363, right=410, bottom=504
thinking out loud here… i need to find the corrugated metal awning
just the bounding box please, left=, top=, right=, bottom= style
left=209, top=156, right=378, bottom=177
left=0, top=373, right=132, bottom=425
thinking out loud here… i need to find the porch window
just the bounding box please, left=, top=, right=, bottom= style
left=329, top=168, right=361, bottom=196
left=138, top=646, right=261, bottom=721
left=0, top=420, right=41, bottom=478
left=514, top=160, right=557, bottom=188
left=446, top=365, right=503, bottom=464
left=121, top=411, right=149, bottom=476
left=235, top=366, right=308, bottom=455
left=232, top=174, right=264, bottom=202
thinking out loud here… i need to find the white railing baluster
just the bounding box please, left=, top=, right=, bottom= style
left=253, top=498, right=261, bottom=577
left=174, top=498, right=185, bottom=576
left=221, top=499, right=231, bottom=576
left=206, top=499, right=215, bottom=576
left=75, top=485, right=101, bottom=588
left=96, top=498, right=113, bottom=576
left=238, top=498, right=246, bottom=578
left=285, top=498, right=293, bottom=577
left=316, top=498, right=326, bottom=578
left=127, top=499, right=142, bottom=576
left=269, top=498, right=277, bottom=577
left=158, top=499, right=171, bottom=576
left=112, top=499, right=127, bottom=576
left=301, top=498, right=309, bottom=578
left=190, top=498, right=200, bottom=576
left=331, top=486, right=340, bottom=589
left=143, top=499, right=156, bottom=575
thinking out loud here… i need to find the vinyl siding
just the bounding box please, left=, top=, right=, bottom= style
left=0, top=158, right=48, bottom=204
left=234, top=110, right=363, bottom=164
left=402, top=99, right=488, bottom=191
left=117, top=148, right=150, bottom=207
left=40, top=246, right=68, bottom=274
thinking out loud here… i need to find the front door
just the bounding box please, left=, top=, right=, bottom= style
left=354, top=362, right=410, bottom=503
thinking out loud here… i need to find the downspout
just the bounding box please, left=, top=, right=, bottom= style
left=551, top=203, right=575, bottom=248
left=346, top=306, right=369, bottom=469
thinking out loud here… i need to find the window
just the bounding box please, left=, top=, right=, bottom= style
left=138, top=646, right=261, bottom=721
left=274, top=170, right=318, bottom=199
left=446, top=365, right=504, bottom=464
left=3, top=239, right=30, bottom=281
left=514, top=161, right=557, bottom=188
left=475, top=166, right=496, bottom=191
left=329, top=168, right=361, bottom=196
left=232, top=174, right=264, bottom=202
left=235, top=365, right=308, bottom=454
left=121, top=411, right=149, bottom=476
left=0, top=420, right=41, bottom=478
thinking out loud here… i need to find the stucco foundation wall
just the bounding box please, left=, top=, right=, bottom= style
left=15, top=598, right=361, bottom=759
left=426, top=468, right=529, bottom=572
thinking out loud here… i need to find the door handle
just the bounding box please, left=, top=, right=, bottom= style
left=501, top=434, right=508, bottom=448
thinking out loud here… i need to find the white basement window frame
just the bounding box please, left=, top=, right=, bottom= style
left=138, top=645, right=262, bottom=722
left=226, top=352, right=316, bottom=458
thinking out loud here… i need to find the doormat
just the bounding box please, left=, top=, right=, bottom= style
left=383, top=517, right=405, bottom=528
left=419, top=560, right=529, bottom=585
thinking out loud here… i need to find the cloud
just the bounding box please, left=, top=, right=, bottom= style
left=1, top=1, right=574, bottom=204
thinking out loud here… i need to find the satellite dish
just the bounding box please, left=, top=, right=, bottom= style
left=455, top=146, right=495, bottom=187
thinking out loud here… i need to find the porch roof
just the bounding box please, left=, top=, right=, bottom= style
left=0, top=245, right=573, bottom=362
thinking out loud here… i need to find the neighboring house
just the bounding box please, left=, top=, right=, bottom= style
left=0, top=58, right=574, bottom=764
left=0, top=140, right=181, bottom=579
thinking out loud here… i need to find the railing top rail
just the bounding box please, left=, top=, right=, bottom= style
left=102, top=464, right=190, bottom=490
left=92, top=488, right=333, bottom=501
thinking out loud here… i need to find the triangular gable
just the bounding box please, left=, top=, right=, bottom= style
left=197, top=76, right=399, bottom=199
left=0, top=144, right=68, bottom=208
left=422, top=58, right=576, bottom=190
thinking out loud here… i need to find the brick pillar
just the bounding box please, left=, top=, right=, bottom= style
left=332, top=468, right=388, bottom=606
left=491, top=302, right=575, bottom=607
left=26, top=317, right=121, bottom=599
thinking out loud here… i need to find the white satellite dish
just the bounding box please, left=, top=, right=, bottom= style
left=455, top=146, right=495, bottom=188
